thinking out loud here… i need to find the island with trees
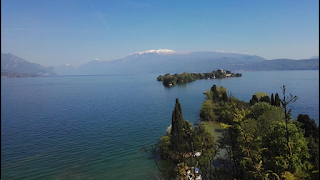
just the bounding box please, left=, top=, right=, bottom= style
left=157, top=69, right=242, bottom=87
left=144, top=84, right=319, bottom=179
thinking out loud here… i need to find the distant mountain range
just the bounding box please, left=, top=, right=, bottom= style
left=1, top=53, right=56, bottom=77
left=56, top=50, right=266, bottom=75
left=1, top=50, right=319, bottom=76
left=243, top=58, right=319, bottom=71
left=56, top=50, right=319, bottom=75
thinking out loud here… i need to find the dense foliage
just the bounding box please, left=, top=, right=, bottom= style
left=148, top=98, right=216, bottom=179
left=147, top=84, right=318, bottom=179
left=199, top=84, right=319, bottom=179
left=200, top=85, right=248, bottom=122
left=157, top=70, right=241, bottom=86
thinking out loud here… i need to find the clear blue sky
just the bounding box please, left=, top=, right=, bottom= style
left=1, top=0, right=319, bottom=67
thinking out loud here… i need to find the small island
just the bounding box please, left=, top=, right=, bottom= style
left=157, top=69, right=242, bottom=86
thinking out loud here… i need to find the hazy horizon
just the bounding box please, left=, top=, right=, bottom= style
left=1, top=0, right=319, bottom=67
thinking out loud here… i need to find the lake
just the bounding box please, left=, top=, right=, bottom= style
left=1, top=70, right=318, bottom=179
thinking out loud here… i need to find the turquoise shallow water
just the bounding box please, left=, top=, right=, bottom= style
left=1, top=70, right=318, bottom=179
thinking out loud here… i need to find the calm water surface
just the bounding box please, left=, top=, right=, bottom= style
left=1, top=70, right=318, bottom=179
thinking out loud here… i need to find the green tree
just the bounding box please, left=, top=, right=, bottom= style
left=218, top=102, right=236, bottom=124
left=155, top=99, right=216, bottom=179
left=157, top=75, right=163, bottom=81
left=280, top=85, right=298, bottom=143
left=222, top=91, right=228, bottom=102
left=275, top=93, right=281, bottom=107
left=200, top=100, right=216, bottom=121
left=170, top=98, right=184, bottom=152
left=250, top=95, right=259, bottom=106
left=159, top=135, right=171, bottom=159
left=261, top=121, right=310, bottom=176
left=259, top=96, right=271, bottom=104
left=211, top=85, right=219, bottom=102
left=249, top=102, right=278, bottom=118
left=270, top=93, right=275, bottom=106
left=306, top=137, right=319, bottom=179
left=296, top=114, right=319, bottom=178
left=248, top=102, right=284, bottom=136
left=296, top=114, right=319, bottom=138
left=254, top=92, right=269, bottom=100
left=162, top=74, right=174, bottom=86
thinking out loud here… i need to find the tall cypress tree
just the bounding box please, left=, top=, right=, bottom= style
left=170, top=98, right=184, bottom=151
left=271, top=93, right=275, bottom=105
left=275, top=93, right=281, bottom=107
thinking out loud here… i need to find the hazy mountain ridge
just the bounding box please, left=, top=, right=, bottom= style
left=1, top=53, right=56, bottom=76
left=244, top=58, right=319, bottom=71
left=64, top=51, right=268, bottom=75
left=2, top=51, right=319, bottom=76
left=57, top=50, right=318, bottom=75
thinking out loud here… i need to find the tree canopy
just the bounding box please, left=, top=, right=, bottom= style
left=198, top=85, right=319, bottom=179
left=155, top=98, right=216, bottom=179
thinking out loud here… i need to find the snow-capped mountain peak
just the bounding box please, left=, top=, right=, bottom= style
left=130, top=49, right=176, bottom=55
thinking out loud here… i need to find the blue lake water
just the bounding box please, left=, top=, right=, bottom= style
left=1, top=70, right=319, bottom=179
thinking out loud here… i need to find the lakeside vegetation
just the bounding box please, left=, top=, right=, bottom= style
left=146, top=84, right=319, bottom=179
left=157, top=70, right=242, bottom=86
left=143, top=98, right=216, bottom=179
left=200, top=84, right=319, bottom=179
left=1, top=71, right=39, bottom=78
